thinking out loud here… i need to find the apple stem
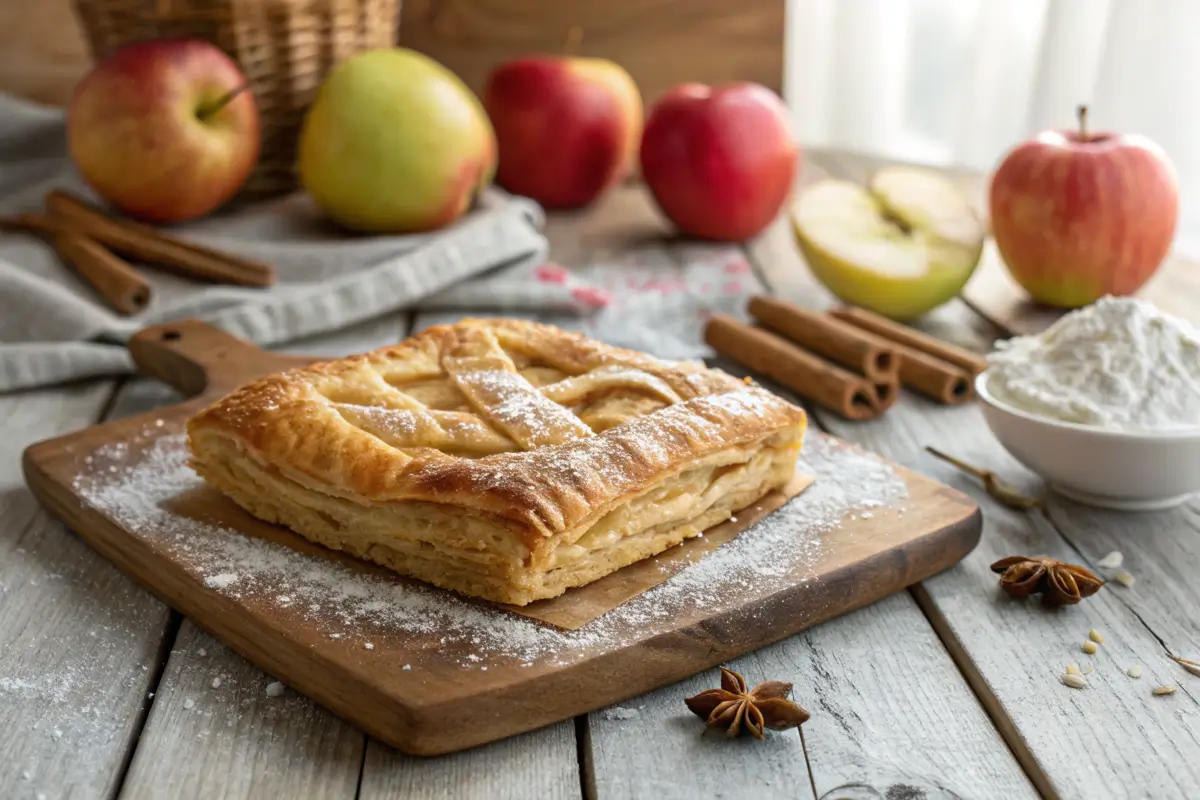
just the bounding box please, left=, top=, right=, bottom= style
left=1077, top=104, right=1088, bottom=140
left=197, top=84, right=251, bottom=122
left=563, top=25, right=583, bottom=54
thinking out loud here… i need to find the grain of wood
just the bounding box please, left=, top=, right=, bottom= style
left=358, top=726, right=581, bottom=800
left=119, top=622, right=365, bottom=800
left=0, top=381, right=172, bottom=800
left=399, top=0, right=784, bottom=108
left=587, top=656, right=812, bottom=800
left=791, top=592, right=1037, bottom=799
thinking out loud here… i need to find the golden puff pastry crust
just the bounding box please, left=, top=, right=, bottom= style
left=187, top=318, right=807, bottom=605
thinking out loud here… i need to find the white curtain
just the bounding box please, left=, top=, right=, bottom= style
left=785, top=0, right=1200, bottom=252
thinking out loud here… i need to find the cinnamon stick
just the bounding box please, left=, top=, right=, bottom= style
left=53, top=232, right=151, bottom=314
left=749, top=295, right=900, bottom=383
left=870, top=379, right=899, bottom=413
left=894, top=347, right=973, bottom=404
left=45, top=190, right=275, bottom=287
left=705, top=314, right=879, bottom=421
left=828, top=306, right=988, bottom=375
left=2, top=212, right=151, bottom=314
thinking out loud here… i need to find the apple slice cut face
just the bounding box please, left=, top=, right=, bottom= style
left=794, top=169, right=984, bottom=280
left=794, top=180, right=931, bottom=278
left=871, top=167, right=985, bottom=253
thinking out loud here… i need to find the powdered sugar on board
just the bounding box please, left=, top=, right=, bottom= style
left=72, top=432, right=907, bottom=668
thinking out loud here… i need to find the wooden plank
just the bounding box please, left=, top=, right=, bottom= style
left=588, top=589, right=1034, bottom=800
left=0, top=381, right=175, bottom=800
left=587, top=653, right=812, bottom=800
left=763, top=151, right=1200, bottom=797
left=119, top=621, right=365, bottom=800
left=358, top=726, right=581, bottom=800
left=114, top=316, right=407, bottom=798
left=399, top=0, right=784, bottom=109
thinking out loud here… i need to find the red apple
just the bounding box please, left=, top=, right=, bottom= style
left=483, top=56, right=641, bottom=210
left=640, top=83, right=799, bottom=242
left=67, top=39, right=260, bottom=224
left=989, top=106, right=1179, bottom=308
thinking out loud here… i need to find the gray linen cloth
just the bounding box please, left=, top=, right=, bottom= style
left=0, top=94, right=602, bottom=393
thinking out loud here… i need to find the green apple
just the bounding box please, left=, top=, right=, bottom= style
left=298, top=48, right=496, bottom=234
left=792, top=167, right=985, bottom=320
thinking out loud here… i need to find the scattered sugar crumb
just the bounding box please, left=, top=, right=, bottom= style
left=1097, top=551, right=1123, bottom=569
left=183, top=698, right=195, bottom=709
left=729, top=516, right=738, bottom=523
left=21, top=771, right=31, bottom=781
left=402, top=664, right=412, bottom=671
left=71, top=432, right=906, bottom=669
left=364, top=642, right=375, bottom=650
left=197, top=648, right=207, bottom=657
left=148, top=692, right=155, bottom=699
left=51, top=729, right=62, bottom=740
left=265, top=681, right=285, bottom=697
left=203, top=573, right=239, bottom=589
left=211, top=677, right=222, bottom=689
left=601, top=706, right=641, bottom=720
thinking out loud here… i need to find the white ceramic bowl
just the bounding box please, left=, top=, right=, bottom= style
left=976, top=371, right=1200, bottom=510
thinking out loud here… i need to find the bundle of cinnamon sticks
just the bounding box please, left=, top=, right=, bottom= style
left=705, top=296, right=988, bottom=421
left=0, top=190, right=275, bottom=315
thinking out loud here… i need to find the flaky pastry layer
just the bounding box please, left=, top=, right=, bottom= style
left=187, top=318, right=807, bottom=605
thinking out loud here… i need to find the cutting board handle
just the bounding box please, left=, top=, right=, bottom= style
left=129, top=320, right=311, bottom=397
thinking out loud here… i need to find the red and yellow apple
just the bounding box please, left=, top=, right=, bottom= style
left=67, top=38, right=260, bottom=224
left=639, top=83, right=799, bottom=242
left=299, top=48, right=496, bottom=234
left=483, top=56, right=641, bottom=210
left=989, top=106, right=1179, bottom=308
left=792, top=167, right=986, bottom=320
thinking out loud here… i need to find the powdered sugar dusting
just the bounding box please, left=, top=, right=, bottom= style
left=72, top=431, right=906, bottom=668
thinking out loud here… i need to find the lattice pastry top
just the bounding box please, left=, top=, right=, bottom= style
left=187, top=318, right=807, bottom=605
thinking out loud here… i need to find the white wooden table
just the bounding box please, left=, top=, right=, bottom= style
left=3, top=152, right=1199, bottom=799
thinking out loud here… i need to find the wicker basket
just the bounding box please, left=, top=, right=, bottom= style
left=71, top=0, right=401, bottom=197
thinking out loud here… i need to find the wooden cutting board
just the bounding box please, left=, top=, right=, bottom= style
left=22, top=320, right=982, bottom=757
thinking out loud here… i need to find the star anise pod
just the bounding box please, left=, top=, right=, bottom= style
left=990, top=555, right=1105, bottom=606
left=684, top=666, right=810, bottom=739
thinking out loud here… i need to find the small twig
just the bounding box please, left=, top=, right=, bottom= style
left=925, top=446, right=1045, bottom=510
left=1169, top=654, right=1200, bottom=677
left=563, top=25, right=583, bottom=54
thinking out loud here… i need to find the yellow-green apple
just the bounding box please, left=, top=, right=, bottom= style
left=483, top=56, right=641, bottom=209
left=299, top=48, right=496, bottom=234
left=67, top=39, right=259, bottom=224
left=793, top=167, right=985, bottom=320
left=989, top=106, right=1179, bottom=308
left=639, top=83, right=798, bottom=241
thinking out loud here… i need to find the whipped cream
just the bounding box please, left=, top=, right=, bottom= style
left=986, top=296, right=1200, bottom=431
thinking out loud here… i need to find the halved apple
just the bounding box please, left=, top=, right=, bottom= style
left=792, top=167, right=985, bottom=320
